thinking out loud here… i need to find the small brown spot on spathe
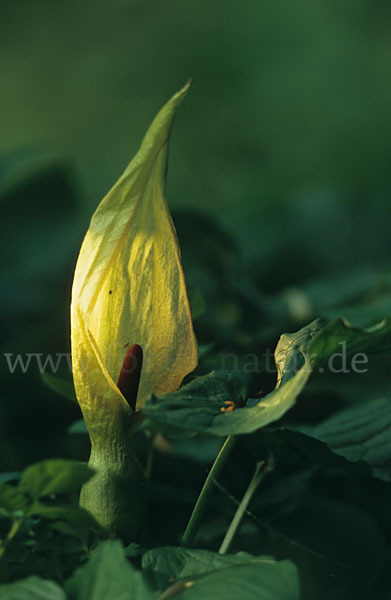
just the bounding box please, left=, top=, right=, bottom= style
left=109, top=290, right=113, bottom=295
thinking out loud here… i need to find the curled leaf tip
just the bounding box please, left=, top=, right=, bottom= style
left=117, top=344, right=143, bottom=413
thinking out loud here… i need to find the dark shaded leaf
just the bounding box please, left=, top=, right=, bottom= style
left=29, top=503, right=104, bottom=534
left=309, top=398, right=391, bottom=481
left=145, top=318, right=391, bottom=436
left=65, top=540, right=153, bottom=600
left=0, top=485, right=29, bottom=513
left=0, top=475, right=20, bottom=486
left=142, top=547, right=299, bottom=600
left=144, top=370, right=248, bottom=435
left=0, top=576, right=66, bottom=599
left=310, top=317, right=391, bottom=367
left=20, top=460, right=94, bottom=499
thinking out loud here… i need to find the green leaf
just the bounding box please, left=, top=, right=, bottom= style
left=124, top=543, right=144, bottom=558
left=188, top=288, right=206, bottom=320
left=142, top=547, right=300, bottom=600
left=40, top=373, right=77, bottom=403
left=309, top=397, right=391, bottom=481
left=48, top=519, right=90, bottom=541
left=144, top=320, right=318, bottom=435
left=172, top=562, right=299, bottom=600
left=68, top=420, right=88, bottom=435
left=243, top=427, right=390, bottom=596
left=29, top=503, right=104, bottom=534
left=65, top=540, right=154, bottom=600
left=20, top=460, right=94, bottom=499
left=144, top=318, right=391, bottom=436
left=309, top=317, right=391, bottom=367
left=0, top=474, right=20, bottom=485
left=273, top=318, right=325, bottom=383
left=0, top=576, right=66, bottom=600
left=143, top=546, right=250, bottom=581
left=144, top=370, right=247, bottom=434
left=246, top=427, right=361, bottom=473
left=0, top=485, right=29, bottom=513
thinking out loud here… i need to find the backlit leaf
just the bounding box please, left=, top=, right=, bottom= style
left=145, top=318, right=391, bottom=436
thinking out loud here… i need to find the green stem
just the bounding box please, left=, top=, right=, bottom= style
left=218, top=455, right=274, bottom=554
left=80, top=433, right=145, bottom=543
left=181, top=435, right=236, bottom=548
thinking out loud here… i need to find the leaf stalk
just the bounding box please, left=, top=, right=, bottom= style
left=181, top=435, right=237, bottom=548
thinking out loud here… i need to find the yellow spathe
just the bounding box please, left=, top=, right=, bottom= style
left=71, top=83, right=197, bottom=437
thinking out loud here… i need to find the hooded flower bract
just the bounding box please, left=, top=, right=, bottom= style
left=71, top=83, right=198, bottom=438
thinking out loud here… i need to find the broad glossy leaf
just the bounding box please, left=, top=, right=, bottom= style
left=65, top=540, right=154, bottom=600
left=145, top=318, right=391, bottom=436
left=71, top=83, right=197, bottom=442
left=309, top=397, right=391, bottom=481
left=144, top=321, right=320, bottom=435
left=144, top=371, right=247, bottom=434
left=0, top=577, right=66, bottom=600
left=146, top=366, right=311, bottom=436
left=20, top=459, right=94, bottom=499
left=142, top=547, right=299, bottom=600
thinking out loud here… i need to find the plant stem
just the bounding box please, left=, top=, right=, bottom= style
left=218, top=455, right=274, bottom=555
left=181, top=435, right=236, bottom=548
left=80, top=435, right=145, bottom=543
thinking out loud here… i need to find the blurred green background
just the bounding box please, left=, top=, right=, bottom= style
left=1, top=0, right=390, bottom=463
left=2, top=0, right=391, bottom=238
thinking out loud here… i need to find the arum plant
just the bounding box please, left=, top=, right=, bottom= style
left=70, top=83, right=198, bottom=541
